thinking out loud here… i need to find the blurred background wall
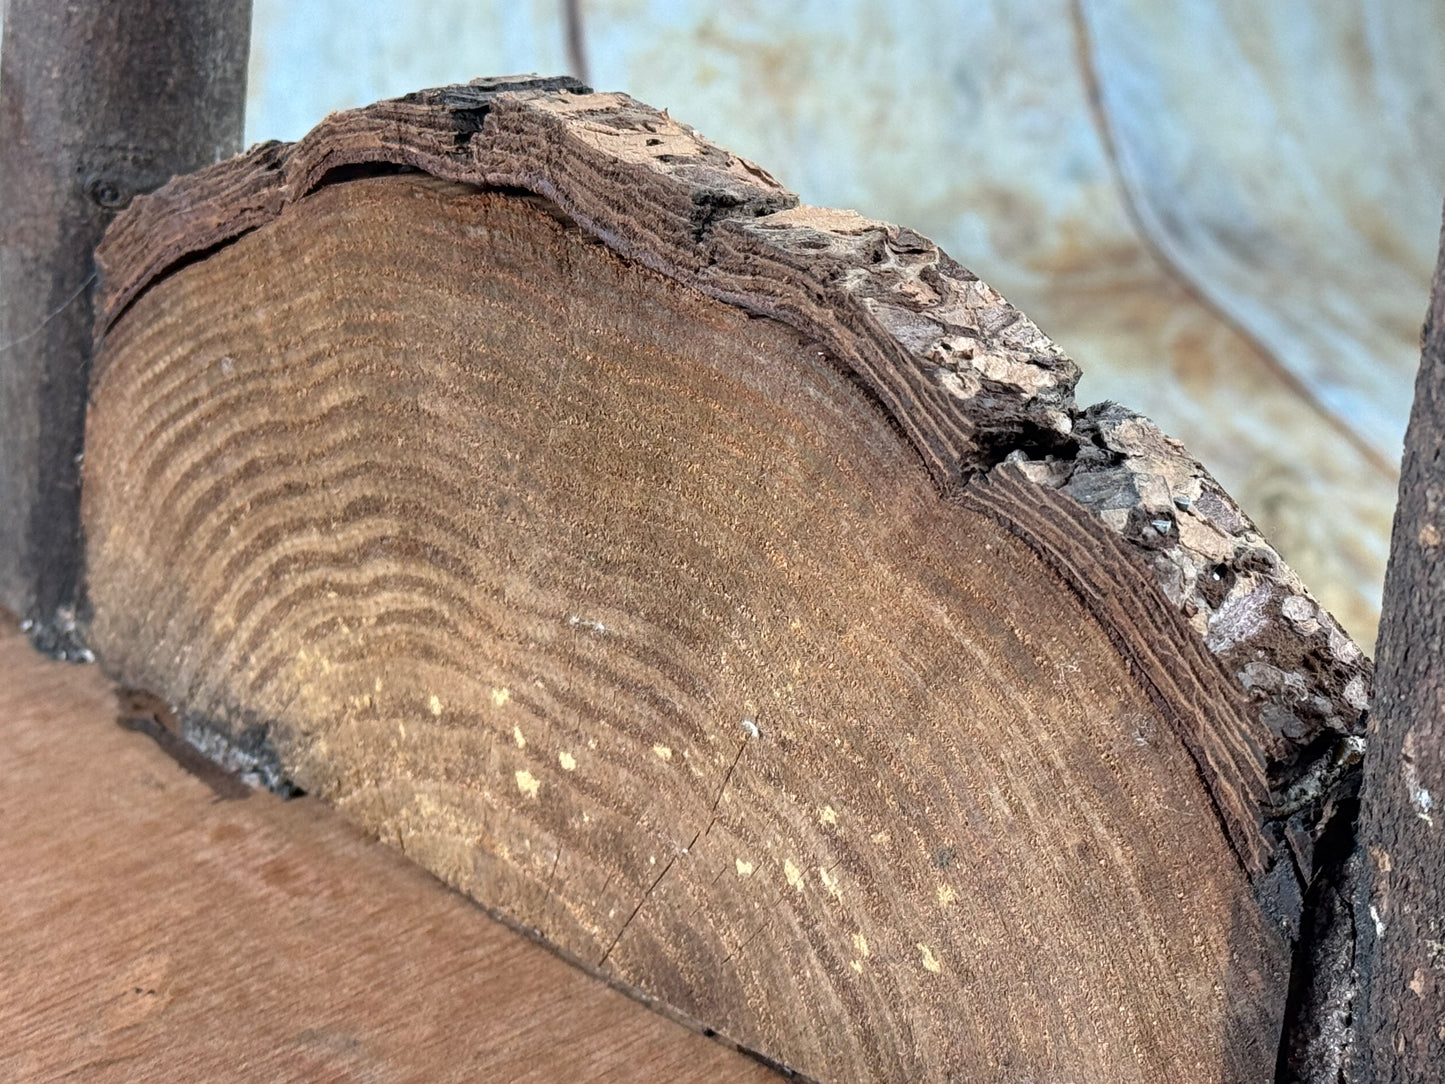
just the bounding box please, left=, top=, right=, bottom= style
left=6, top=1, right=1442, bottom=649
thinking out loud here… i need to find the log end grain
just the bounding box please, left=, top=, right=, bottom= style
left=82, top=82, right=1373, bottom=1080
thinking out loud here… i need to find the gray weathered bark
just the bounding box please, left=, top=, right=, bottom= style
left=0, top=0, right=251, bottom=651
left=1353, top=205, right=1445, bottom=1079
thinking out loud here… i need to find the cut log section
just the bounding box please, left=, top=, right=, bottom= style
left=83, top=78, right=1371, bottom=1081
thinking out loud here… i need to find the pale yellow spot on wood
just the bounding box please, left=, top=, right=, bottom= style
left=652, top=744, right=673, bottom=761
left=850, top=960, right=863, bottom=974
left=1421, top=523, right=1442, bottom=548
left=937, top=884, right=957, bottom=907
left=784, top=858, right=803, bottom=890
left=735, top=858, right=755, bottom=877
left=515, top=770, right=540, bottom=799
left=427, top=694, right=443, bottom=717
left=852, top=932, right=870, bottom=957
left=819, top=867, right=843, bottom=899
left=491, top=686, right=511, bottom=708
left=513, top=725, right=526, bottom=749
left=871, top=830, right=890, bottom=845
left=918, top=944, right=942, bottom=973
left=558, top=750, right=577, bottom=771
left=374, top=677, right=384, bottom=693
left=818, top=805, right=838, bottom=827
left=398, top=722, right=406, bottom=739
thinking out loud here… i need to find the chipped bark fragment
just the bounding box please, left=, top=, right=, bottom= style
left=979, top=402, right=1370, bottom=884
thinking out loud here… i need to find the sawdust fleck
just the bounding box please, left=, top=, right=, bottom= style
left=918, top=944, right=942, bottom=973
left=784, top=858, right=803, bottom=890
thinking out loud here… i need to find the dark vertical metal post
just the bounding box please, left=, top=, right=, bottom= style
left=0, top=0, right=252, bottom=652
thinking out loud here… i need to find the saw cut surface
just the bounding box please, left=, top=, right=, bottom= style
left=84, top=174, right=1284, bottom=1081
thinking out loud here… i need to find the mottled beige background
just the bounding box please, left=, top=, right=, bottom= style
left=9, top=2, right=1440, bottom=647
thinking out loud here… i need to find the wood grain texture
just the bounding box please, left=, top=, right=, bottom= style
left=1352, top=208, right=1445, bottom=1080
left=83, top=83, right=1374, bottom=1079
left=91, top=82, right=1368, bottom=823
left=0, top=621, right=776, bottom=1083
left=0, top=0, right=251, bottom=652
left=88, top=173, right=1285, bottom=1081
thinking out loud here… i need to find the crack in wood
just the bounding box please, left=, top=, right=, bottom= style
left=597, top=740, right=749, bottom=968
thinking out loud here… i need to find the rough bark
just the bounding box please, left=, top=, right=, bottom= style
left=0, top=0, right=251, bottom=653
left=82, top=80, right=1372, bottom=1080
left=1352, top=206, right=1445, bottom=1079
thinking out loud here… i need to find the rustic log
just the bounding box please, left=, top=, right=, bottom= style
left=82, top=79, right=1371, bottom=1080
left=1352, top=207, right=1445, bottom=1079
left=0, top=0, right=251, bottom=653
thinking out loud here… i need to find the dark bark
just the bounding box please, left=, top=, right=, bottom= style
left=0, top=0, right=251, bottom=654
left=1353, top=205, right=1445, bottom=1079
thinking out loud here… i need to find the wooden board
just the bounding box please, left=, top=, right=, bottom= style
left=0, top=615, right=778, bottom=1082
left=82, top=80, right=1373, bottom=1079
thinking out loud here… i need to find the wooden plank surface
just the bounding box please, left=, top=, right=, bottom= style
left=0, top=615, right=777, bottom=1083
